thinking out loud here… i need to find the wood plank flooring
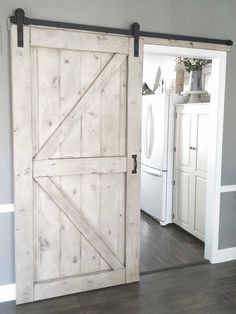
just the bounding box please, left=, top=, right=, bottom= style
left=140, top=211, right=205, bottom=272
left=2, top=261, right=236, bottom=313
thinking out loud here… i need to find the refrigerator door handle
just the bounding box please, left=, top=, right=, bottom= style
left=149, top=104, right=154, bottom=158
left=144, top=104, right=150, bottom=158
left=144, top=104, right=154, bottom=159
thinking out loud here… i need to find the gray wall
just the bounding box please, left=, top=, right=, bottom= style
left=0, top=213, right=15, bottom=285
left=0, top=0, right=236, bottom=285
left=219, top=192, right=236, bottom=249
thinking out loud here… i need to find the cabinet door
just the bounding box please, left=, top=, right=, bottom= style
left=173, top=110, right=194, bottom=233
left=192, top=112, right=209, bottom=241
left=174, top=105, right=209, bottom=242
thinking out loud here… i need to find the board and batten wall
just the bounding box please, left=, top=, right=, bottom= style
left=0, top=0, right=236, bottom=292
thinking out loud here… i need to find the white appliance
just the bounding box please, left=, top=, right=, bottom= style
left=141, top=94, right=187, bottom=225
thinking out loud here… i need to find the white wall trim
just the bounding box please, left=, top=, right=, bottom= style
left=221, top=185, right=236, bottom=193
left=213, top=247, right=236, bottom=264
left=0, top=204, right=14, bottom=214
left=0, top=284, right=16, bottom=303
left=143, top=37, right=231, bottom=52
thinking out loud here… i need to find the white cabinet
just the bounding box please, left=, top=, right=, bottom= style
left=173, top=104, right=209, bottom=241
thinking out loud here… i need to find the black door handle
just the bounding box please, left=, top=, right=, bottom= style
left=132, top=154, right=137, bottom=174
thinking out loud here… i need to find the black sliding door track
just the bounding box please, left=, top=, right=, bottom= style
left=10, top=8, right=233, bottom=56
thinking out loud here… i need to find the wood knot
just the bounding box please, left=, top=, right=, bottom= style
left=39, top=236, right=50, bottom=252
left=73, top=256, right=78, bottom=263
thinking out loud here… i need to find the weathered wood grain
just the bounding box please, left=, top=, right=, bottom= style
left=11, top=25, right=34, bottom=304
left=33, top=157, right=127, bottom=177
left=31, top=27, right=129, bottom=54
left=34, top=269, right=126, bottom=301
left=12, top=23, right=142, bottom=303
left=35, top=53, right=126, bottom=160
left=36, top=177, right=124, bottom=270
left=125, top=38, right=143, bottom=283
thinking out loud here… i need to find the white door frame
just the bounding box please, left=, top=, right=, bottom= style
left=142, top=38, right=228, bottom=264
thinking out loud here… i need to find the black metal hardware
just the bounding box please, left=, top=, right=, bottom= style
left=140, top=30, right=233, bottom=47
left=192, top=147, right=197, bottom=150
left=132, top=154, right=137, bottom=174
left=14, top=9, right=27, bottom=47
left=190, top=146, right=193, bottom=150
left=10, top=9, right=233, bottom=49
left=132, top=23, right=140, bottom=57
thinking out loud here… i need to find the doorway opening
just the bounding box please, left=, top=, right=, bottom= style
left=139, top=42, right=227, bottom=274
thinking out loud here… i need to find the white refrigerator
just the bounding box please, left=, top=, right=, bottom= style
left=141, top=94, right=187, bottom=225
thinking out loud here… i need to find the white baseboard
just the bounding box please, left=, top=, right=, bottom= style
left=0, top=204, right=14, bottom=214
left=220, top=185, right=236, bottom=193
left=213, top=247, right=236, bottom=263
left=0, top=284, right=16, bottom=302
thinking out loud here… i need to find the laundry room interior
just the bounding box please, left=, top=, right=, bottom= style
left=140, top=44, right=212, bottom=273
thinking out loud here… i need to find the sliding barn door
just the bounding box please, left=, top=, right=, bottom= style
left=11, top=25, right=143, bottom=304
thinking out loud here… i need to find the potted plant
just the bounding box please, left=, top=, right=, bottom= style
left=176, top=57, right=209, bottom=91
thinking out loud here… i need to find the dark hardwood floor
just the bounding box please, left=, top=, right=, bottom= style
left=0, top=212, right=226, bottom=314
left=140, top=211, right=205, bottom=272
left=2, top=261, right=236, bottom=313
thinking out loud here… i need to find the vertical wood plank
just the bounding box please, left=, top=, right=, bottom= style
left=59, top=50, right=83, bottom=276
left=119, top=59, right=127, bottom=156
left=11, top=25, right=34, bottom=304
left=81, top=52, right=103, bottom=158
left=30, top=47, right=40, bottom=283
left=31, top=48, right=39, bottom=157
left=60, top=50, right=82, bottom=157
left=80, top=53, right=112, bottom=271
left=37, top=186, right=60, bottom=281
left=125, top=38, right=143, bottom=283
left=81, top=237, right=100, bottom=273
left=59, top=175, right=81, bottom=277
left=100, top=174, right=125, bottom=264
left=60, top=215, right=81, bottom=276
left=117, top=175, right=125, bottom=263
left=36, top=47, right=61, bottom=281
left=79, top=52, right=101, bottom=272
left=80, top=174, right=100, bottom=273
left=101, top=62, right=121, bottom=157
left=37, top=48, right=60, bottom=156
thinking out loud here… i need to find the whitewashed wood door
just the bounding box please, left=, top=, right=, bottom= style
left=11, top=25, right=143, bottom=304
left=174, top=104, right=209, bottom=241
